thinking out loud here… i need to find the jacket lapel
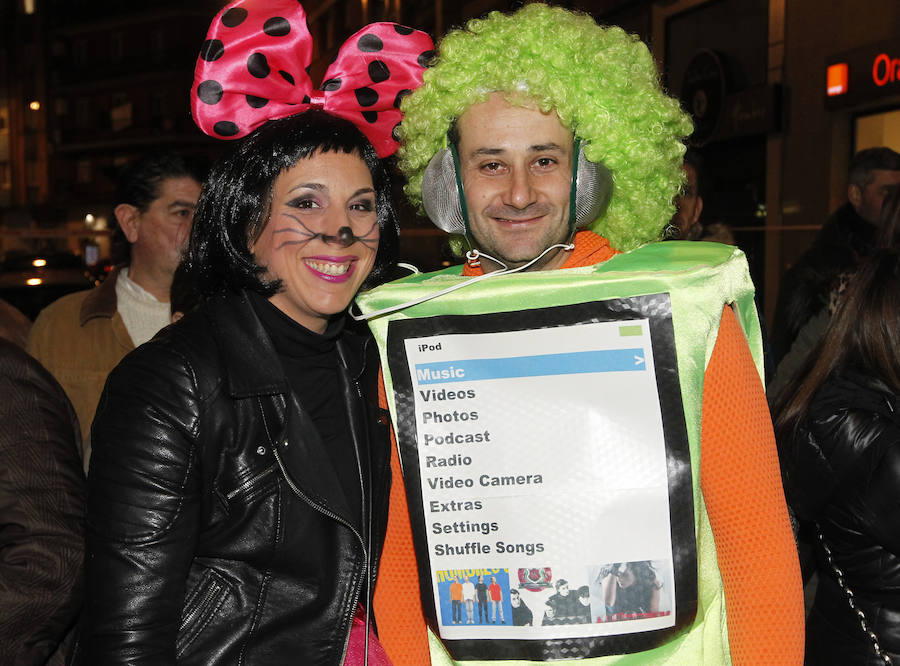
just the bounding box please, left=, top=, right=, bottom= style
left=209, top=291, right=289, bottom=398
left=271, top=392, right=357, bottom=530
left=209, top=291, right=361, bottom=530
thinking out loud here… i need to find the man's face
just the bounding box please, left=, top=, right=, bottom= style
left=558, top=582, right=569, bottom=596
left=510, top=591, right=521, bottom=607
left=850, top=169, right=900, bottom=225
left=127, top=176, right=202, bottom=278
left=456, top=93, right=575, bottom=272
left=671, top=164, right=703, bottom=238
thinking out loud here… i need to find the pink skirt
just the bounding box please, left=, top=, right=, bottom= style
left=343, top=604, right=393, bottom=666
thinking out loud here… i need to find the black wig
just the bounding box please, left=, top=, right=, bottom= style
left=187, top=110, right=398, bottom=297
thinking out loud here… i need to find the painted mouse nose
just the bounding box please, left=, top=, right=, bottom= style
left=320, top=226, right=357, bottom=247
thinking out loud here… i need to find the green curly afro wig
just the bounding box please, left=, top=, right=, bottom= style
left=398, top=3, right=693, bottom=252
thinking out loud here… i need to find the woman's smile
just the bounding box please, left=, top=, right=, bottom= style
left=304, top=256, right=356, bottom=280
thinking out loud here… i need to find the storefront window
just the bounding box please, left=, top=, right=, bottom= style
left=855, top=109, right=900, bottom=153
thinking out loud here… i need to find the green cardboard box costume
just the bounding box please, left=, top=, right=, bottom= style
left=357, top=241, right=762, bottom=664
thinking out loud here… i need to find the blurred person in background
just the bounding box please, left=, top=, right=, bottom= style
left=667, top=148, right=705, bottom=241
left=0, top=338, right=85, bottom=665
left=769, top=184, right=900, bottom=398
left=773, top=234, right=900, bottom=662
left=666, top=149, right=735, bottom=245
left=771, top=147, right=900, bottom=365
left=0, top=297, right=32, bottom=348
left=27, top=151, right=205, bottom=471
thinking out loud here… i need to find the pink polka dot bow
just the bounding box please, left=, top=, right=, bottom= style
left=191, top=0, right=434, bottom=157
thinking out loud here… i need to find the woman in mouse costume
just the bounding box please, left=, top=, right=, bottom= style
left=75, top=1, right=432, bottom=664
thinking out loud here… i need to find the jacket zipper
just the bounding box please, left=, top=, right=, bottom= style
left=349, top=376, right=375, bottom=666
left=225, top=464, right=276, bottom=501
left=272, top=444, right=368, bottom=666
left=180, top=581, right=220, bottom=631
left=177, top=577, right=223, bottom=655
left=338, top=339, right=378, bottom=665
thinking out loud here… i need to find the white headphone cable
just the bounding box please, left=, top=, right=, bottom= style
left=350, top=242, right=574, bottom=322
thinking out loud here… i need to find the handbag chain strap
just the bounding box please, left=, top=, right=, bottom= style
left=816, top=524, right=892, bottom=664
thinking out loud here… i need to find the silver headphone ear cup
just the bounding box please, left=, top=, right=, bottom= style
left=421, top=148, right=467, bottom=234
left=573, top=146, right=613, bottom=229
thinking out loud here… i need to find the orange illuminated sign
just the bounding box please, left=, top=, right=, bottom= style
left=826, top=40, right=900, bottom=109
left=873, top=52, right=900, bottom=87
left=827, top=63, right=848, bottom=96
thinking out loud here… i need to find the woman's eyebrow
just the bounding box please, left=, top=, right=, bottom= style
left=285, top=185, right=375, bottom=197
left=288, top=182, right=326, bottom=193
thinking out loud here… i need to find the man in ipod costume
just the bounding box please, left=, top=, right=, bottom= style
left=362, top=5, right=803, bottom=664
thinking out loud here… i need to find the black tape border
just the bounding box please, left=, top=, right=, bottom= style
left=386, top=295, right=698, bottom=661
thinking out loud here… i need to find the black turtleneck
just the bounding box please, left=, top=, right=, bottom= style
left=248, top=291, right=361, bottom=527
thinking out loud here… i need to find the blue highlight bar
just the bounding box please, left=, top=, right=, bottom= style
left=414, top=348, right=646, bottom=384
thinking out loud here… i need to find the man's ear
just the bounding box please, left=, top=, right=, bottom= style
left=114, top=203, right=140, bottom=243
left=848, top=184, right=862, bottom=210
left=692, top=196, right=704, bottom=225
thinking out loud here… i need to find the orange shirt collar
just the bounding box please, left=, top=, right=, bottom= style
left=461, top=230, right=619, bottom=276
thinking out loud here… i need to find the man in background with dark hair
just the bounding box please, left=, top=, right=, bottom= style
left=771, top=146, right=900, bottom=364
left=669, top=149, right=704, bottom=241
left=668, top=149, right=736, bottom=245
left=27, top=151, right=204, bottom=470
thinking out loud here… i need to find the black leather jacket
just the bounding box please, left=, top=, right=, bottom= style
left=77, top=291, right=391, bottom=665
left=784, top=370, right=900, bottom=664
left=770, top=203, right=877, bottom=365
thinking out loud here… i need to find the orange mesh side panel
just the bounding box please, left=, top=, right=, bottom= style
left=374, top=375, right=431, bottom=665
left=701, top=307, right=804, bottom=665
